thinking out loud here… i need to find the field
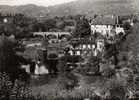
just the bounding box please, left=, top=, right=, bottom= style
left=29, top=69, right=126, bottom=99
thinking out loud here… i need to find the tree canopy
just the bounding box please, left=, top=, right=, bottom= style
left=0, top=35, right=29, bottom=82
left=73, top=17, right=91, bottom=38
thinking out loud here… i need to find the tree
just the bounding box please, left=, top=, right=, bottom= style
left=56, top=20, right=64, bottom=29
left=122, top=23, right=139, bottom=53
left=106, top=79, right=127, bottom=100
left=85, top=55, right=100, bottom=75
left=2, top=23, right=16, bottom=36
left=0, top=24, right=4, bottom=35
left=0, top=72, right=30, bottom=100
left=0, top=36, right=17, bottom=71
left=0, top=35, right=29, bottom=82
left=13, top=14, right=36, bottom=38
left=73, top=16, right=91, bottom=38
left=42, top=37, right=49, bottom=48
left=104, top=43, right=119, bottom=65
left=44, top=19, right=56, bottom=31
left=123, top=21, right=131, bottom=30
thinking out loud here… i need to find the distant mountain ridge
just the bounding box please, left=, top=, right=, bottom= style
left=0, top=0, right=138, bottom=18
left=0, top=4, right=49, bottom=17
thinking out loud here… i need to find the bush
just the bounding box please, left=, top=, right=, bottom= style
left=0, top=35, right=30, bottom=82
left=0, top=72, right=30, bottom=100
left=56, top=72, right=79, bottom=90
left=105, top=79, right=127, bottom=100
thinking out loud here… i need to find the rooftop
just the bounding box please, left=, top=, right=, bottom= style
left=91, top=16, right=116, bottom=25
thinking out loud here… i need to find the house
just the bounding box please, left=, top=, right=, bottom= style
left=96, top=39, right=105, bottom=52
left=91, top=15, right=125, bottom=37
left=91, top=15, right=116, bottom=36
left=115, top=26, right=125, bottom=35
left=92, top=34, right=105, bottom=57
left=69, top=38, right=96, bottom=56
left=68, top=37, right=106, bottom=57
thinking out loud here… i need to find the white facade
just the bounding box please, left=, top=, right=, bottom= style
left=68, top=43, right=96, bottom=56
left=35, top=64, right=49, bottom=75
left=21, top=65, right=30, bottom=73
left=91, top=25, right=112, bottom=36
left=91, top=24, right=125, bottom=36
left=26, top=43, right=42, bottom=47
left=76, top=51, right=81, bottom=55
left=115, top=27, right=125, bottom=35
left=93, top=49, right=98, bottom=56
left=69, top=50, right=73, bottom=55
left=96, top=39, right=105, bottom=52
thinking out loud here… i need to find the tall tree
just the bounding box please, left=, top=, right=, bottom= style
left=0, top=35, right=28, bottom=82
left=73, top=16, right=91, bottom=38
left=44, top=19, right=56, bottom=31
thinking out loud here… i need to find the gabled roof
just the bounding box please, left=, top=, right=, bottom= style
left=91, top=16, right=116, bottom=25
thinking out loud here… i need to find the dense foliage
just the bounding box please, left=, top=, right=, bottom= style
left=0, top=35, right=29, bottom=82
left=0, top=72, right=30, bottom=100
left=73, top=16, right=91, bottom=38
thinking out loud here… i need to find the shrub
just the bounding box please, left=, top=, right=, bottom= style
left=0, top=72, right=30, bottom=100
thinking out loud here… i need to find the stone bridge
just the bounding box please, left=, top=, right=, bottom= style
left=33, top=32, right=71, bottom=39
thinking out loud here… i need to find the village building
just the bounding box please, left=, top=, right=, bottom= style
left=91, top=15, right=116, bottom=36
left=69, top=38, right=96, bottom=56
left=67, top=36, right=106, bottom=57
left=96, top=38, right=105, bottom=52
left=91, top=15, right=125, bottom=38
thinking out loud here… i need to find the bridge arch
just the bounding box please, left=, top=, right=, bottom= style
left=33, top=32, right=71, bottom=39
left=47, top=34, right=57, bottom=40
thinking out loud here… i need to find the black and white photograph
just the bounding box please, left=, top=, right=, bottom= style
left=0, top=0, right=139, bottom=100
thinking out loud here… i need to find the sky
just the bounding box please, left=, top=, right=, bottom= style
left=0, top=0, right=77, bottom=6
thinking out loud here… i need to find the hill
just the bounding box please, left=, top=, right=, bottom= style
left=0, top=4, right=49, bottom=17
left=47, top=0, right=136, bottom=17
left=0, top=0, right=138, bottom=17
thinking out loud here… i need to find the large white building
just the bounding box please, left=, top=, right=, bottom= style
left=68, top=38, right=95, bottom=56
left=68, top=38, right=105, bottom=57
left=91, top=15, right=125, bottom=37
